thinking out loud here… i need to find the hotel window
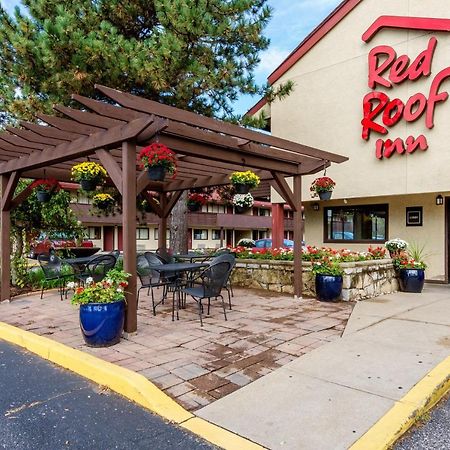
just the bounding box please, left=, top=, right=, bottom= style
left=324, top=204, right=388, bottom=243
left=86, top=226, right=101, bottom=240
left=193, top=229, right=208, bottom=240
left=212, top=229, right=221, bottom=240
left=136, top=227, right=149, bottom=240
left=153, top=229, right=170, bottom=240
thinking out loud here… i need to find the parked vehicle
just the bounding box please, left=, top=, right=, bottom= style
left=253, top=238, right=295, bottom=249
left=29, top=232, right=94, bottom=258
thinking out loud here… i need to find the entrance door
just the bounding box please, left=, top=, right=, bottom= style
left=117, top=227, right=123, bottom=251
left=103, top=226, right=114, bottom=251
left=446, top=198, right=450, bottom=283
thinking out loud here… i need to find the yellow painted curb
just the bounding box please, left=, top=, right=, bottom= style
left=350, top=356, right=450, bottom=450
left=0, top=321, right=265, bottom=450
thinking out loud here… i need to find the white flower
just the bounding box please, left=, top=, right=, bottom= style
left=66, top=281, right=76, bottom=289
left=105, top=279, right=112, bottom=285
left=116, top=288, right=123, bottom=293
left=86, top=277, right=94, bottom=285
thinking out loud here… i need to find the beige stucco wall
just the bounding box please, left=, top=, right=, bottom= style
left=266, top=0, right=450, bottom=280
left=303, top=193, right=446, bottom=280
left=271, top=0, right=450, bottom=198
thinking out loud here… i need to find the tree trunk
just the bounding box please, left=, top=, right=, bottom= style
left=170, top=191, right=188, bottom=254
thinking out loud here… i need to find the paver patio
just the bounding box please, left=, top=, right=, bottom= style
left=0, top=287, right=353, bottom=411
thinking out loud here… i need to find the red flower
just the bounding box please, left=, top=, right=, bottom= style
left=30, top=178, right=61, bottom=193
left=188, top=193, right=208, bottom=205
left=138, top=143, right=177, bottom=178
left=76, top=287, right=84, bottom=295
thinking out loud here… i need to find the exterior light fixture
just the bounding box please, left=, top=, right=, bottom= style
left=436, top=195, right=444, bottom=206
left=312, top=202, right=320, bottom=211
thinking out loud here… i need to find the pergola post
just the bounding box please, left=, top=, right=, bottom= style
left=158, top=194, right=167, bottom=249
left=122, top=140, right=137, bottom=333
left=271, top=203, right=284, bottom=248
left=293, top=174, right=303, bottom=299
left=1, top=175, right=11, bottom=302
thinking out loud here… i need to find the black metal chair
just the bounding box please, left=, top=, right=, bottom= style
left=181, top=260, right=231, bottom=326
left=75, top=254, right=117, bottom=285
left=37, top=254, right=72, bottom=301
left=137, top=254, right=178, bottom=316
left=210, top=253, right=236, bottom=309
left=156, top=247, right=174, bottom=264
left=109, top=249, right=120, bottom=258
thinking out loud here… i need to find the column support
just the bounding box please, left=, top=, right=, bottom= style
left=271, top=203, right=284, bottom=248
left=293, top=175, right=303, bottom=299
left=122, top=141, right=137, bottom=333
left=1, top=175, right=11, bottom=302
left=159, top=194, right=167, bottom=249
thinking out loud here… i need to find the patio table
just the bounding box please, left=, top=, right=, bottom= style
left=62, top=256, right=96, bottom=274
left=148, top=262, right=210, bottom=309
left=174, top=253, right=214, bottom=263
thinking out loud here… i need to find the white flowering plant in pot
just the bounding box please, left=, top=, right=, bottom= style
left=232, top=193, right=254, bottom=208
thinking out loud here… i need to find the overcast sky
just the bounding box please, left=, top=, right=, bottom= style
left=0, top=0, right=342, bottom=115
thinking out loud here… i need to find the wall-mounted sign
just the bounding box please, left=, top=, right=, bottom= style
left=406, top=207, right=423, bottom=227
left=361, top=16, right=450, bottom=159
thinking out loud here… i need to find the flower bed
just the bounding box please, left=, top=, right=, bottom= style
left=231, top=259, right=398, bottom=301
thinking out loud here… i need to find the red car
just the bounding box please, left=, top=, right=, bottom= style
left=29, top=232, right=94, bottom=258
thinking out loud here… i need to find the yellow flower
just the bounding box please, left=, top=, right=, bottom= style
left=71, top=162, right=107, bottom=182
left=229, top=170, right=260, bottom=188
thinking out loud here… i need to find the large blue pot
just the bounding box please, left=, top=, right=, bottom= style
left=79, top=300, right=125, bottom=347
left=315, top=274, right=343, bottom=302
left=398, top=269, right=425, bottom=293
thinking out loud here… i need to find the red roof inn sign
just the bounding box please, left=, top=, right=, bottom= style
left=361, top=16, right=450, bottom=159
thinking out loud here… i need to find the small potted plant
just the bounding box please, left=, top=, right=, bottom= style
left=30, top=178, right=60, bottom=202
left=71, top=162, right=107, bottom=191
left=385, top=238, right=408, bottom=259
left=310, top=176, right=336, bottom=200
left=233, top=193, right=254, bottom=213
left=69, top=268, right=130, bottom=347
left=312, top=258, right=343, bottom=301
left=393, top=257, right=426, bottom=293
left=187, top=193, right=208, bottom=212
left=229, top=170, right=260, bottom=194
left=92, top=193, right=116, bottom=216
left=138, top=143, right=177, bottom=181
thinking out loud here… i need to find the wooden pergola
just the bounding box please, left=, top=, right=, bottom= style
left=0, top=85, right=347, bottom=332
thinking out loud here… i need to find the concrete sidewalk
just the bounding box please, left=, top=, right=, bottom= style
left=197, top=285, right=450, bottom=450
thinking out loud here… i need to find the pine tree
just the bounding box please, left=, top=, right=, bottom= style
left=0, top=0, right=290, bottom=252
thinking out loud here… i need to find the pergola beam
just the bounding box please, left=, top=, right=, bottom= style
left=95, top=149, right=123, bottom=195
left=1, top=171, right=20, bottom=211
left=96, top=84, right=348, bottom=164
left=0, top=116, right=154, bottom=175
left=271, top=171, right=298, bottom=212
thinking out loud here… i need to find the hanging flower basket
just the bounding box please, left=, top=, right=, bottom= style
left=138, top=143, right=177, bottom=182
left=230, top=171, right=260, bottom=193
left=233, top=193, right=254, bottom=213
left=187, top=193, right=208, bottom=212
left=71, top=162, right=107, bottom=192
left=29, top=178, right=61, bottom=203
left=310, top=176, right=335, bottom=200
left=92, top=193, right=116, bottom=215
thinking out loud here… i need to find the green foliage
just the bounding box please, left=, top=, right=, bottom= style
left=28, top=264, right=75, bottom=289
left=0, top=0, right=283, bottom=124
left=311, top=259, right=344, bottom=277
left=407, top=242, right=431, bottom=265
left=71, top=268, right=130, bottom=305
left=11, top=254, right=29, bottom=288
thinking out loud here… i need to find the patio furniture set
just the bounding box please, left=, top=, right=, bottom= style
left=38, top=249, right=236, bottom=327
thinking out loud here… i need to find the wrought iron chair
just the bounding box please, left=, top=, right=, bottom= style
left=156, top=247, right=174, bottom=264
left=180, top=260, right=231, bottom=326
left=137, top=254, right=178, bottom=316
left=75, top=254, right=117, bottom=285
left=210, top=253, right=236, bottom=309
left=37, top=254, right=72, bottom=301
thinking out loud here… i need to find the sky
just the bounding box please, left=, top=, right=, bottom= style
left=0, top=0, right=342, bottom=115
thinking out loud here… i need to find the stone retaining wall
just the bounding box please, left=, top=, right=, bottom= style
left=231, top=259, right=398, bottom=301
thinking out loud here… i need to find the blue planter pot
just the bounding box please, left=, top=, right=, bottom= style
left=315, top=274, right=343, bottom=302
left=398, top=269, right=425, bottom=293
left=79, top=300, right=125, bottom=347
left=318, top=191, right=332, bottom=201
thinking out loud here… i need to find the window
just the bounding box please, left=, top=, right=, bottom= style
left=193, top=229, right=208, bottom=240
left=87, top=227, right=101, bottom=240
left=259, top=208, right=271, bottom=216
left=153, top=229, right=170, bottom=240
left=324, top=204, right=388, bottom=242
left=136, top=227, right=149, bottom=240
left=212, top=229, right=221, bottom=240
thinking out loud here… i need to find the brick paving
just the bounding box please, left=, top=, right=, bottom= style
left=0, top=287, right=354, bottom=411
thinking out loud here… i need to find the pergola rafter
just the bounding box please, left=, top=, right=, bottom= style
left=0, top=85, right=348, bottom=334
